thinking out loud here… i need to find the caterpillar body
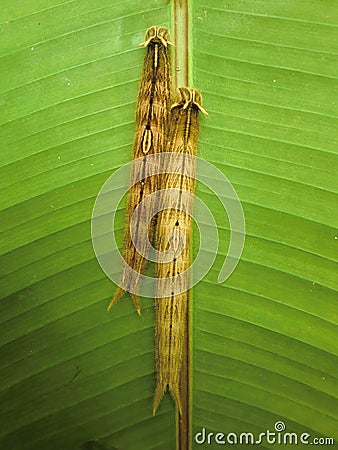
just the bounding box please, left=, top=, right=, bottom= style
left=153, top=87, right=207, bottom=413
left=108, top=26, right=172, bottom=315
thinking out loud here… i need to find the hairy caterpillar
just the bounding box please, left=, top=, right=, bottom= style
left=153, top=87, right=207, bottom=413
left=108, top=26, right=173, bottom=315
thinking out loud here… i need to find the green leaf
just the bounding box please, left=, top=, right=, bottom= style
left=0, top=1, right=337, bottom=449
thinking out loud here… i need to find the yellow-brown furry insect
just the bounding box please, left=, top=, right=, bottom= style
left=153, top=87, right=207, bottom=413
left=108, top=26, right=173, bottom=315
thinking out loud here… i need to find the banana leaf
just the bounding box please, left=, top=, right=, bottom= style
left=0, top=1, right=337, bottom=449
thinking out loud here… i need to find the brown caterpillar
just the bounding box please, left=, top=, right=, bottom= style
left=153, top=87, right=207, bottom=414
left=108, top=26, right=173, bottom=315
